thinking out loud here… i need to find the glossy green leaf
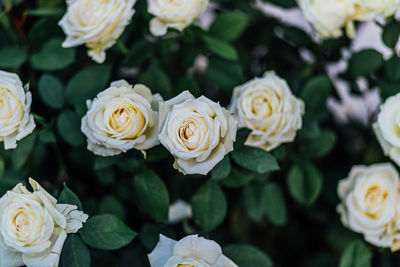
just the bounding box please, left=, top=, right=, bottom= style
left=192, top=182, right=227, bottom=231
left=61, top=235, right=91, bottom=267
left=134, top=170, right=169, bottom=223
left=80, top=214, right=137, bottom=250
left=38, top=74, right=64, bottom=109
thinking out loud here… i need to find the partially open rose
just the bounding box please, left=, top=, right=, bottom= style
left=59, top=0, right=136, bottom=63
left=337, top=163, right=400, bottom=251
left=0, top=178, right=88, bottom=267
left=148, top=0, right=208, bottom=36
left=230, top=71, right=304, bottom=151
left=148, top=234, right=237, bottom=267
left=81, top=80, right=162, bottom=157
left=159, top=91, right=237, bottom=175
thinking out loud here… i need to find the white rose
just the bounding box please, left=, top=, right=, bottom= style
left=229, top=71, right=304, bottom=152
left=337, top=163, right=400, bottom=251
left=298, top=0, right=357, bottom=38
left=148, top=234, right=237, bottom=267
left=0, top=70, right=35, bottom=150
left=59, top=0, right=136, bottom=63
left=373, top=93, right=400, bottom=167
left=159, top=91, right=237, bottom=175
left=0, top=178, right=88, bottom=267
left=354, top=0, right=400, bottom=19
left=81, top=80, right=162, bottom=157
left=148, top=0, right=208, bottom=36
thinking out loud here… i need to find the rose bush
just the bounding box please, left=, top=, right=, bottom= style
left=2, top=0, right=400, bottom=266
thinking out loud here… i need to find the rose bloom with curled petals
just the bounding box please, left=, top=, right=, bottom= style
left=374, top=93, right=400, bottom=168
left=337, top=163, right=400, bottom=251
left=229, top=71, right=304, bottom=152
left=298, top=0, right=357, bottom=38
left=59, top=0, right=136, bottom=63
left=148, top=0, right=208, bottom=36
left=159, top=91, right=237, bottom=175
left=0, top=178, right=88, bottom=267
left=148, top=234, right=237, bottom=267
left=0, top=70, right=35, bottom=150
left=81, top=80, right=162, bottom=157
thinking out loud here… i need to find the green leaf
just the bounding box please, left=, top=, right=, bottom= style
left=221, top=168, right=253, bottom=188
left=301, top=75, right=331, bottom=119
left=38, top=0, right=63, bottom=8
left=339, top=240, right=372, bottom=267
left=242, top=184, right=266, bottom=222
left=139, top=63, right=172, bottom=98
left=377, top=78, right=400, bottom=99
left=231, top=146, right=279, bottom=174
left=206, top=58, right=244, bottom=92
left=203, top=36, right=238, bottom=61
left=382, top=20, right=400, bottom=49
left=234, top=128, right=251, bottom=149
left=65, top=65, right=111, bottom=106
left=59, top=184, right=83, bottom=210
left=123, top=40, right=154, bottom=67
left=94, top=155, right=121, bottom=170
left=30, top=38, right=75, bottom=71
left=263, top=183, right=287, bottom=226
left=191, top=182, right=227, bottom=231
left=25, top=8, right=64, bottom=16
left=0, top=156, right=4, bottom=179
left=287, top=162, right=323, bottom=206
left=209, top=11, right=249, bottom=42
left=38, top=128, right=57, bottom=144
left=301, top=130, right=336, bottom=159
left=99, top=196, right=125, bottom=220
left=38, top=74, right=64, bottom=109
left=385, top=56, right=400, bottom=82
left=12, top=133, right=36, bottom=170
left=80, top=214, right=137, bottom=250
left=57, top=111, right=85, bottom=147
left=134, top=170, right=169, bottom=223
left=95, top=169, right=115, bottom=185
left=211, top=156, right=231, bottom=181
left=0, top=46, right=27, bottom=68
left=224, top=244, right=273, bottom=267
left=61, top=235, right=91, bottom=267
left=349, top=49, right=383, bottom=77
left=28, top=18, right=62, bottom=50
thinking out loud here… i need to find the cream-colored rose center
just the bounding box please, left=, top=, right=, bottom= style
left=251, top=95, right=272, bottom=118
left=178, top=119, right=202, bottom=150
left=12, top=211, right=30, bottom=235
left=364, top=185, right=389, bottom=218
left=7, top=205, right=38, bottom=242
left=109, top=104, right=145, bottom=139
left=178, top=264, right=195, bottom=267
